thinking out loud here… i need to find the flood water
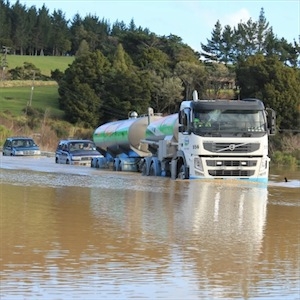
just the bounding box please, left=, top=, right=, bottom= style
left=0, top=156, right=299, bottom=299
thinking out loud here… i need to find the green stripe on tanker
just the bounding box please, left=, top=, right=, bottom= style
left=93, top=115, right=163, bottom=156
left=145, top=113, right=179, bottom=142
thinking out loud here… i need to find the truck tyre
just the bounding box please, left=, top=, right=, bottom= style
left=149, top=164, right=156, bottom=176
left=113, top=158, right=121, bottom=171
left=149, top=159, right=161, bottom=176
left=177, top=165, right=186, bottom=179
left=141, top=163, right=148, bottom=176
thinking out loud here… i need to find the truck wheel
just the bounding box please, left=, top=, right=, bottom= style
left=177, top=165, right=186, bottom=179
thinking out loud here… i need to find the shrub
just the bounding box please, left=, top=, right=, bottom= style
left=0, top=125, right=12, bottom=144
left=50, top=120, right=72, bottom=138
left=271, top=151, right=297, bottom=166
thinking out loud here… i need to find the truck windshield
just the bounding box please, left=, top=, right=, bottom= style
left=193, top=109, right=267, bottom=136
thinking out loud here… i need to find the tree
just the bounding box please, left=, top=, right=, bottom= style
left=174, top=61, right=207, bottom=99
left=139, top=47, right=171, bottom=76
left=81, top=15, right=110, bottom=52
left=256, top=8, right=270, bottom=53
left=26, top=5, right=38, bottom=55
left=49, top=9, right=71, bottom=55
left=221, top=25, right=236, bottom=64
left=112, top=43, right=130, bottom=72
left=58, top=50, right=111, bottom=127
left=34, top=5, right=51, bottom=55
left=11, top=0, right=29, bottom=54
left=76, top=39, right=90, bottom=56
left=201, top=20, right=223, bottom=62
left=236, top=54, right=300, bottom=129
left=102, top=45, right=152, bottom=121
left=205, top=63, right=235, bottom=99
left=148, top=72, right=184, bottom=114
left=0, top=0, right=13, bottom=47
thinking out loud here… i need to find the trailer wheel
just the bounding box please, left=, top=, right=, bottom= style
left=141, top=163, right=148, bottom=176
left=113, top=158, right=121, bottom=171
left=149, top=164, right=156, bottom=176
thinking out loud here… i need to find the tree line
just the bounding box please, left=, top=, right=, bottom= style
left=1, top=1, right=299, bottom=131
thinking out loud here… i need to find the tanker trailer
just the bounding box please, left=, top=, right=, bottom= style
left=92, top=111, right=162, bottom=171
left=140, top=113, right=179, bottom=176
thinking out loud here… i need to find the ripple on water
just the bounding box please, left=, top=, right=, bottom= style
left=0, top=168, right=175, bottom=194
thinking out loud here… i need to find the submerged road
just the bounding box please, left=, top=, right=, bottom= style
left=0, top=153, right=299, bottom=189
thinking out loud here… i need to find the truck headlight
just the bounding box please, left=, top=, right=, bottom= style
left=194, top=157, right=203, bottom=171
left=259, top=157, right=269, bottom=173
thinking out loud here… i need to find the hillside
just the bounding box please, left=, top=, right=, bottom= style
left=1, top=55, right=70, bottom=118
left=4, top=55, right=75, bottom=77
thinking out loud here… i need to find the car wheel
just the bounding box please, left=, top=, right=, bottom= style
left=66, top=159, right=70, bottom=164
left=55, top=157, right=59, bottom=163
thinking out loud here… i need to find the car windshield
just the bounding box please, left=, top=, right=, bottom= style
left=192, top=109, right=267, bottom=137
left=12, top=139, right=35, bottom=147
left=68, top=142, right=96, bottom=151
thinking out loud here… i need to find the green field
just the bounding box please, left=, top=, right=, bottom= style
left=0, top=85, right=64, bottom=118
left=5, top=55, right=74, bottom=77
left=0, top=55, right=72, bottom=118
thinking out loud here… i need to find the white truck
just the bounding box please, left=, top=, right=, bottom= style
left=92, top=91, right=276, bottom=182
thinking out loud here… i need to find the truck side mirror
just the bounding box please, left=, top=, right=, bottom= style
left=266, top=108, right=276, bottom=135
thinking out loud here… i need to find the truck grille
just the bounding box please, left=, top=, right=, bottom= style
left=203, top=142, right=260, bottom=153
left=208, top=170, right=255, bottom=177
left=206, top=160, right=257, bottom=167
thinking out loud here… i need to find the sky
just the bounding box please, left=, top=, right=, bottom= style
left=10, top=0, right=300, bottom=53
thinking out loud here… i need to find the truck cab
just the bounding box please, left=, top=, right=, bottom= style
left=175, top=92, right=276, bottom=182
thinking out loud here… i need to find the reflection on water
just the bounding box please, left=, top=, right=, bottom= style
left=0, top=168, right=299, bottom=299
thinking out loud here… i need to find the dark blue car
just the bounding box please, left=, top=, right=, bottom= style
left=2, top=136, right=41, bottom=156
left=55, top=139, right=103, bottom=166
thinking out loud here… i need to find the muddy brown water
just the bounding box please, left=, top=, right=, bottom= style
left=0, top=156, right=299, bottom=299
